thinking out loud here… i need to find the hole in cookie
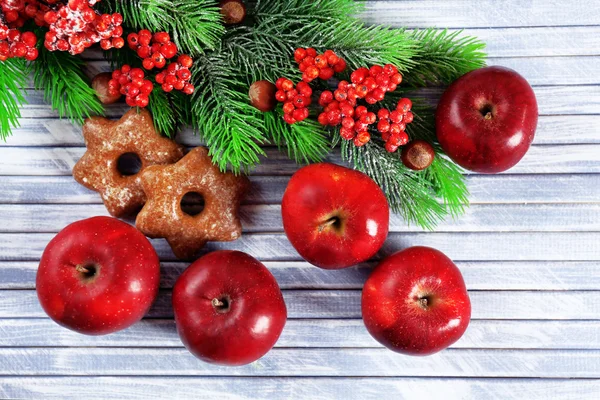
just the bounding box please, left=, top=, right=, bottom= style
left=117, top=153, right=142, bottom=176
left=180, top=192, right=205, bottom=216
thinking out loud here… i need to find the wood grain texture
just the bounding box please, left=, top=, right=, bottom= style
left=1, top=203, right=599, bottom=233
left=2, top=377, right=600, bottom=400
left=4, top=260, right=600, bottom=291
left=3, top=318, right=600, bottom=350
left=3, top=174, right=598, bottom=204
left=2, top=347, right=600, bottom=377
left=5, top=114, right=600, bottom=147
left=360, top=1, right=600, bottom=28
left=1, top=231, right=599, bottom=262
left=2, top=289, right=599, bottom=320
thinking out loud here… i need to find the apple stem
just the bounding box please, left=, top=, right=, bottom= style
left=75, top=265, right=90, bottom=274
left=418, top=297, right=429, bottom=309
left=318, top=217, right=339, bottom=232
left=484, top=112, right=493, bottom=120
left=212, top=298, right=225, bottom=308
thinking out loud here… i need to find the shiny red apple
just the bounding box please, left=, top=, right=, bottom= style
left=362, top=246, right=471, bottom=356
left=282, top=163, right=389, bottom=269
left=36, top=216, right=160, bottom=335
left=436, top=66, right=538, bottom=173
left=173, top=250, right=287, bottom=366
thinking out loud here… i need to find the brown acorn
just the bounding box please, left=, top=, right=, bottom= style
left=249, top=80, right=277, bottom=112
left=92, top=72, right=121, bottom=105
left=401, top=140, right=435, bottom=171
left=220, top=0, right=247, bottom=25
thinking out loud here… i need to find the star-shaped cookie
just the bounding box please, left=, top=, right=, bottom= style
left=73, top=108, right=185, bottom=217
left=136, top=147, right=250, bottom=260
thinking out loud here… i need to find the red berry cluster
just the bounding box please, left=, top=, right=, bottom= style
left=155, top=55, right=195, bottom=95
left=376, top=98, right=413, bottom=153
left=108, top=65, right=153, bottom=107
left=318, top=90, right=375, bottom=147
left=275, top=78, right=312, bottom=124
left=43, top=0, right=124, bottom=55
left=0, top=22, right=37, bottom=61
left=127, top=30, right=178, bottom=70
left=349, top=64, right=403, bottom=104
left=1, top=0, right=54, bottom=28
left=294, top=48, right=346, bottom=82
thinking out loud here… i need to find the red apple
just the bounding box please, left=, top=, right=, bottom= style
left=436, top=66, right=538, bottom=173
left=36, top=216, right=160, bottom=335
left=173, top=250, right=287, bottom=366
left=362, top=246, right=471, bottom=356
left=282, top=163, right=389, bottom=270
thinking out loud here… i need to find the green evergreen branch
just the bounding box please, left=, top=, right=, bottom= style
left=409, top=29, right=487, bottom=86
left=31, top=47, right=104, bottom=125
left=264, top=109, right=331, bottom=165
left=0, top=58, right=28, bottom=140
left=190, top=53, right=268, bottom=173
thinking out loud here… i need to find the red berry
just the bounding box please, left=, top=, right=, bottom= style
left=318, top=113, right=328, bottom=126
left=314, top=55, right=328, bottom=69
left=136, top=95, right=149, bottom=107
left=327, top=53, right=339, bottom=66
left=372, top=88, right=386, bottom=101
left=342, top=117, right=355, bottom=129
left=142, top=58, right=155, bottom=70
left=178, top=54, right=193, bottom=68
left=369, top=65, right=383, bottom=76
left=319, top=67, right=334, bottom=80
left=364, top=77, right=377, bottom=92
left=161, top=42, right=178, bottom=59
left=354, top=131, right=370, bottom=147
left=304, top=66, right=319, bottom=81
left=275, top=78, right=286, bottom=90
left=140, top=80, right=154, bottom=95
left=340, top=127, right=355, bottom=140
left=391, top=73, right=403, bottom=85
left=283, top=102, right=295, bottom=114
left=363, top=112, right=376, bottom=124
left=327, top=109, right=342, bottom=125
left=275, top=90, right=287, bottom=102
left=162, top=83, right=174, bottom=92
left=294, top=95, right=310, bottom=108
left=350, top=67, right=368, bottom=84
left=378, top=109, right=390, bottom=120
left=281, top=79, right=294, bottom=92
left=137, top=46, right=151, bottom=58
left=377, top=119, right=391, bottom=133
left=383, top=64, right=398, bottom=76
left=365, top=95, right=377, bottom=105
left=375, top=74, right=390, bottom=88
left=296, top=81, right=312, bottom=97
left=21, top=32, right=37, bottom=47
left=334, top=89, right=347, bottom=102
left=155, top=72, right=166, bottom=84
left=306, top=48, right=317, bottom=58
left=283, top=113, right=296, bottom=124
left=385, top=142, right=399, bottom=153
left=355, top=85, right=368, bottom=98
left=333, top=58, right=347, bottom=73
left=404, top=112, right=414, bottom=124
left=294, top=48, right=307, bottom=63
left=397, top=98, right=412, bottom=113
left=389, top=123, right=402, bottom=135
left=355, top=106, right=368, bottom=118
left=154, top=32, right=170, bottom=44
left=390, top=111, right=403, bottom=124
left=319, top=91, right=334, bottom=106
left=339, top=103, right=354, bottom=117
left=292, top=108, right=308, bottom=122
left=286, top=89, right=299, bottom=101
left=182, top=84, right=195, bottom=95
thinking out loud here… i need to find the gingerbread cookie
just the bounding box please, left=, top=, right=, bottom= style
left=73, top=109, right=185, bottom=217
left=136, top=147, right=250, bottom=260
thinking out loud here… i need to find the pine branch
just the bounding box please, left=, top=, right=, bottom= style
left=0, top=58, right=28, bottom=140
left=102, top=0, right=225, bottom=56
left=408, top=29, right=487, bottom=86
left=190, top=53, right=268, bottom=173
left=31, top=47, right=104, bottom=125
left=264, top=109, right=331, bottom=165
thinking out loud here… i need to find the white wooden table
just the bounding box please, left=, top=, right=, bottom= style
left=1, top=1, right=599, bottom=398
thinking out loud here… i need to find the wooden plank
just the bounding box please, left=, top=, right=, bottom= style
left=2, top=143, right=600, bottom=176
left=1, top=231, right=599, bottom=262
left=17, top=85, right=600, bottom=118
left=2, top=203, right=599, bottom=234
left=4, top=114, right=600, bottom=147
left=1, top=174, right=599, bottom=205
left=2, top=289, right=600, bottom=320
left=1, top=377, right=599, bottom=400
left=1, top=347, right=600, bottom=377
left=361, top=1, right=600, bottom=29
left=4, top=260, right=600, bottom=291
left=2, top=319, right=600, bottom=350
